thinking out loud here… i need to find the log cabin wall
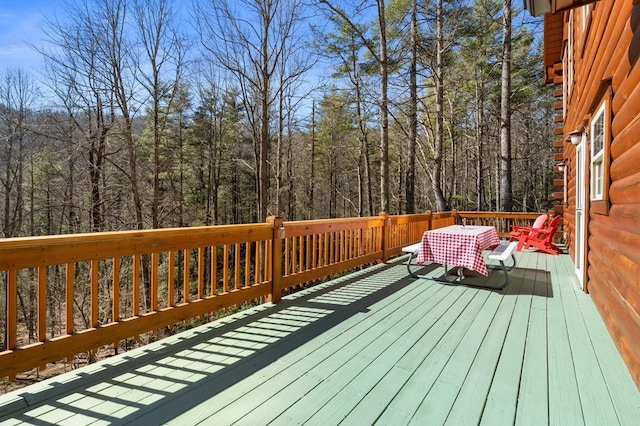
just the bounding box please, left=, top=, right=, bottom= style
left=561, top=0, right=640, bottom=388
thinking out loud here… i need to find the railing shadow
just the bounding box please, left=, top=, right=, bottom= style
left=409, top=263, right=554, bottom=298
left=1, top=252, right=556, bottom=424
left=1, top=260, right=417, bottom=424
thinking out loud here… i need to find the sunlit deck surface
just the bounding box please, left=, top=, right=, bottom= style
left=2, top=250, right=640, bottom=425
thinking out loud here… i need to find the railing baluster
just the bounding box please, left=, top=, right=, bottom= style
left=112, top=259, right=120, bottom=322
left=66, top=263, right=74, bottom=334
left=151, top=253, right=158, bottom=311
left=198, top=247, right=204, bottom=300
left=133, top=255, right=140, bottom=316
left=330, top=231, right=335, bottom=265
left=7, top=269, right=17, bottom=380
left=291, top=237, right=297, bottom=274
left=244, top=243, right=251, bottom=288
left=183, top=249, right=189, bottom=303
left=266, top=239, right=272, bottom=282
left=168, top=251, right=175, bottom=306
left=323, top=233, right=329, bottom=267
left=312, top=234, right=317, bottom=269
left=284, top=238, right=290, bottom=276
left=90, top=260, right=98, bottom=328
left=234, top=243, right=240, bottom=291
left=211, top=246, right=217, bottom=295
left=302, top=235, right=307, bottom=272
left=38, top=266, right=47, bottom=344
left=7, top=269, right=17, bottom=350
left=254, top=241, right=260, bottom=285
left=223, top=244, right=229, bottom=293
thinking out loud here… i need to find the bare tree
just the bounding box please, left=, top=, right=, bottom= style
left=195, top=0, right=312, bottom=222
left=133, top=0, right=188, bottom=228
left=0, top=69, right=38, bottom=237
left=316, top=17, right=374, bottom=217
left=41, top=3, right=121, bottom=232
left=318, top=0, right=391, bottom=213
left=101, top=0, right=146, bottom=230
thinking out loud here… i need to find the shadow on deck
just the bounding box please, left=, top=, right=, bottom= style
left=1, top=251, right=639, bottom=425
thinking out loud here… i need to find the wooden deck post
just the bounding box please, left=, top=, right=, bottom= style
left=267, top=216, right=284, bottom=303
left=426, top=210, right=433, bottom=230
left=379, top=212, right=390, bottom=263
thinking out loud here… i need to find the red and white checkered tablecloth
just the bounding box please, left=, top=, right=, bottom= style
left=416, top=225, right=500, bottom=276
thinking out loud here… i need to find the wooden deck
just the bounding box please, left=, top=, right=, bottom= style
left=1, top=250, right=639, bottom=425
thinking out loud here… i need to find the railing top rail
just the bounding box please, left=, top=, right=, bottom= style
left=284, top=216, right=385, bottom=226
left=283, top=216, right=386, bottom=237
left=0, top=223, right=274, bottom=270
left=387, top=213, right=432, bottom=223
left=457, top=211, right=550, bottom=218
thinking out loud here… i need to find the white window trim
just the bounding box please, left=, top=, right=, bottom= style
left=568, top=11, right=574, bottom=99
left=590, top=102, right=606, bottom=201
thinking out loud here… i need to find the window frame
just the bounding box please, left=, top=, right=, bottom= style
left=567, top=12, right=574, bottom=99
left=590, top=102, right=605, bottom=201
left=587, top=78, right=612, bottom=216
left=579, top=3, right=593, bottom=58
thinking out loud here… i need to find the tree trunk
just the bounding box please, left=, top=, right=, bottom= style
left=406, top=0, right=418, bottom=214
left=276, top=74, right=284, bottom=216
left=258, top=7, right=271, bottom=223
left=475, top=83, right=485, bottom=210
left=500, top=0, right=513, bottom=212
left=432, top=0, right=448, bottom=212
left=377, top=0, right=390, bottom=213
left=309, top=100, right=316, bottom=220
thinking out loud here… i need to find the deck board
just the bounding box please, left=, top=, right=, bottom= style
left=410, top=289, right=502, bottom=424
left=546, top=254, right=584, bottom=425
left=556, top=256, right=621, bottom=425
left=480, top=265, right=533, bottom=425
left=269, top=286, right=451, bottom=424
left=515, top=255, right=550, bottom=426
left=215, top=282, right=434, bottom=424
left=1, top=251, right=640, bottom=425
left=444, top=290, right=517, bottom=425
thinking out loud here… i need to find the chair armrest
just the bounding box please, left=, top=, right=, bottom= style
left=527, top=227, right=551, bottom=238
left=512, top=225, right=533, bottom=232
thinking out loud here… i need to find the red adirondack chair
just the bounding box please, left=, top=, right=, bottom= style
left=518, top=215, right=562, bottom=255
left=509, top=214, right=548, bottom=251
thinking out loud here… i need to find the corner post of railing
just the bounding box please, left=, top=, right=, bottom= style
left=425, top=210, right=432, bottom=230
left=379, top=211, right=390, bottom=263
left=452, top=209, right=458, bottom=225
left=267, top=216, right=284, bottom=303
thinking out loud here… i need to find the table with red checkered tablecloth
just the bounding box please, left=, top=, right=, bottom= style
left=416, top=225, right=500, bottom=276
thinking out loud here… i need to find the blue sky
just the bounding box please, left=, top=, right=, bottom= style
left=0, top=0, right=58, bottom=70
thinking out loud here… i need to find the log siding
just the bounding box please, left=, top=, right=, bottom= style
left=558, top=0, right=640, bottom=388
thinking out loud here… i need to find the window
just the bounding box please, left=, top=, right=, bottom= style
left=568, top=12, right=574, bottom=98
left=581, top=3, right=593, bottom=33
left=587, top=78, right=612, bottom=215
left=590, top=104, right=604, bottom=200
left=579, top=4, right=593, bottom=58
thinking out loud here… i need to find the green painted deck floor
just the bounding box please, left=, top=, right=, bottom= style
left=1, top=250, right=640, bottom=425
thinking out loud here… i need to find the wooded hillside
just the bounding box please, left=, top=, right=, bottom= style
left=0, top=0, right=555, bottom=238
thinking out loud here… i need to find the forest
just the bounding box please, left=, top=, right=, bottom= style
left=0, top=0, right=555, bottom=238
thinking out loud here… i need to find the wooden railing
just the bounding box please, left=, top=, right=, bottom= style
left=454, top=211, right=552, bottom=238
left=0, top=211, right=548, bottom=380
